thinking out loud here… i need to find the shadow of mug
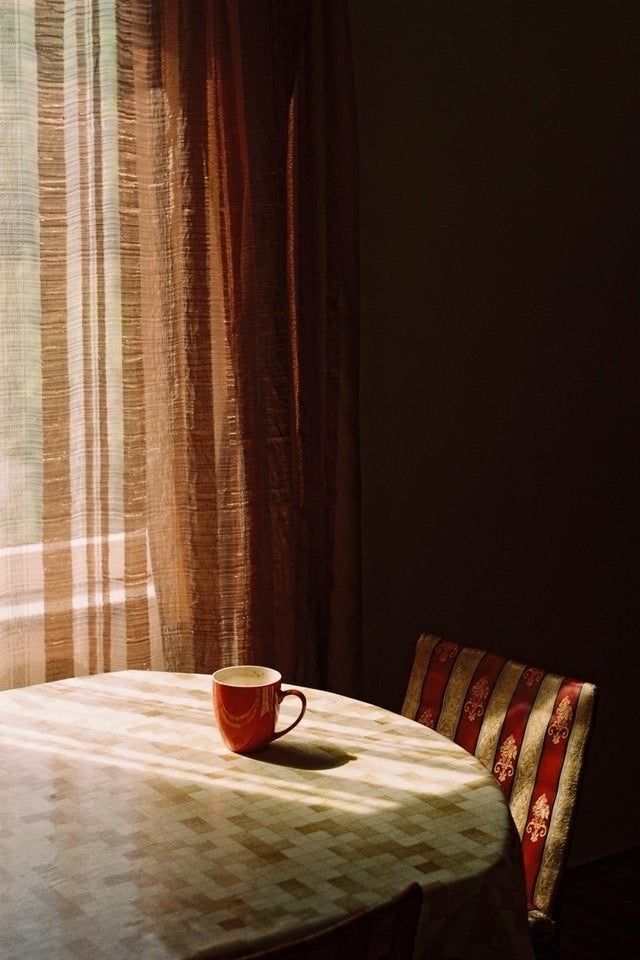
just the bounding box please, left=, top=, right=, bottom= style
left=253, top=740, right=356, bottom=771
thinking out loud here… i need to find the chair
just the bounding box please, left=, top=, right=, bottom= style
left=402, top=633, right=596, bottom=943
left=191, top=882, right=422, bottom=960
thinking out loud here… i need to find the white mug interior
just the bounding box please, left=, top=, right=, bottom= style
left=213, top=665, right=281, bottom=688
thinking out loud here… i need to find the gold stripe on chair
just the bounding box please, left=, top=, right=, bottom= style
left=401, top=633, right=441, bottom=719
left=510, top=674, right=563, bottom=837
left=437, top=647, right=485, bottom=741
left=475, top=659, right=526, bottom=772
left=532, top=682, right=596, bottom=915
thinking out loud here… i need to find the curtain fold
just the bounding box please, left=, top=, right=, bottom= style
left=0, top=0, right=360, bottom=696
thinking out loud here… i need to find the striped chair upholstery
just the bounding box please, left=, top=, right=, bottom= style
left=402, top=633, right=596, bottom=937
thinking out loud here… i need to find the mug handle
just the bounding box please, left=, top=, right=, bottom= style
left=270, top=688, right=307, bottom=743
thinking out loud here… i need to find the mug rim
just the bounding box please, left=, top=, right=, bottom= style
left=212, top=665, right=282, bottom=687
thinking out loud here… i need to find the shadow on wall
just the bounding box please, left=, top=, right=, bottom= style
left=351, top=0, right=639, bottom=864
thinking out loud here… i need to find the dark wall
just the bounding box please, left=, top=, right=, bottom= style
left=350, top=0, right=639, bottom=864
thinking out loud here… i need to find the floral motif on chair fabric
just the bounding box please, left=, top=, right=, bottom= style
left=526, top=794, right=550, bottom=843
left=493, top=734, right=518, bottom=783
left=547, top=696, right=573, bottom=744
left=417, top=707, right=436, bottom=728
left=523, top=667, right=544, bottom=687
left=436, top=641, right=459, bottom=662
left=463, top=676, right=490, bottom=722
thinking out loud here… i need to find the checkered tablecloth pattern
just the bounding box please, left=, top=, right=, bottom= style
left=0, top=671, right=534, bottom=959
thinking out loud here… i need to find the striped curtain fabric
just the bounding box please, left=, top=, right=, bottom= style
left=0, top=0, right=360, bottom=694
left=0, top=0, right=156, bottom=689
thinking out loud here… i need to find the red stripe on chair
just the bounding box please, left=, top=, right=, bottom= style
left=491, top=665, right=547, bottom=801
left=415, top=640, right=461, bottom=729
left=521, top=679, right=583, bottom=904
left=454, top=652, right=506, bottom=754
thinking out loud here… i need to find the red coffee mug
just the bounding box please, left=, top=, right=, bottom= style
left=212, top=666, right=307, bottom=754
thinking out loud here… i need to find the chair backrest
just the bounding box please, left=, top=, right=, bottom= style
left=402, top=633, right=596, bottom=919
left=234, top=882, right=422, bottom=960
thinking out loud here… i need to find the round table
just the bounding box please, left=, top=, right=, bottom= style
left=0, top=671, right=533, bottom=959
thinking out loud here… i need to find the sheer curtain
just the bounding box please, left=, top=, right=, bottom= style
left=0, top=0, right=360, bottom=695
